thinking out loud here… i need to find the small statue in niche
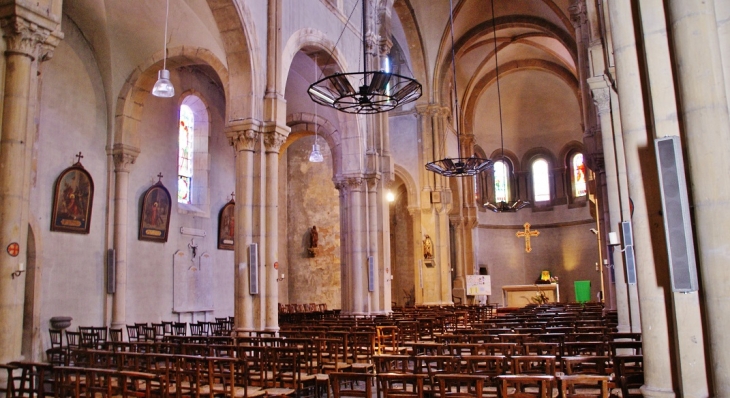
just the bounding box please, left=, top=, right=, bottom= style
left=310, top=226, right=319, bottom=248
left=423, top=234, right=434, bottom=259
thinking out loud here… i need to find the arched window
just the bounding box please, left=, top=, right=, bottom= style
left=532, top=158, right=551, bottom=202
left=494, top=160, right=510, bottom=203
left=571, top=153, right=586, bottom=198
left=177, top=93, right=211, bottom=216
left=178, top=104, right=194, bottom=204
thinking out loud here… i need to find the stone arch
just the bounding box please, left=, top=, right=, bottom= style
left=281, top=28, right=351, bottom=97
left=205, top=0, right=263, bottom=122
left=286, top=112, right=343, bottom=178
left=113, top=46, right=229, bottom=151
left=558, top=140, right=585, bottom=168
left=393, top=0, right=430, bottom=103
left=433, top=15, right=576, bottom=105
left=463, top=59, right=579, bottom=133
left=392, top=164, right=419, bottom=209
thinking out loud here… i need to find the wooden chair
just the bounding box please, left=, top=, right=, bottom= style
left=126, top=325, right=140, bottom=342
left=330, top=372, right=375, bottom=398
left=510, top=355, right=557, bottom=376
left=348, top=331, right=376, bottom=373
left=378, top=372, right=427, bottom=398
left=620, top=374, right=644, bottom=398
left=109, top=328, right=123, bottom=343
left=47, top=329, right=65, bottom=365
left=434, top=374, right=488, bottom=398
left=1, top=361, right=54, bottom=398
left=497, top=375, right=555, bottom=398
left=558, top=374, right=610, bottom=398
left=376, top=326, right=406, bottom=355
left=173, top=322, right=187, bottom=336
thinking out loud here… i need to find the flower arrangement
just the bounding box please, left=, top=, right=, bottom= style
left=530, top=289, right=550, bottom=304
left=549, top=276, right=559, bottom=284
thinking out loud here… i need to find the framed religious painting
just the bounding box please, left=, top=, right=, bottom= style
left=138, top=179, right=172, bottom=242
left=51, top=156, right=94, bottom=234
left=218, top=199, right=235, bottom=250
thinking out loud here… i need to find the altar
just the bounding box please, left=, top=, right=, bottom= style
left=502, top=284, right=559, bottom=307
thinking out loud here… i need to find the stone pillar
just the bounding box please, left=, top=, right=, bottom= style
left=111, top=147, right=139, bottom=332
left=227, top=121, right=259, bottom=331
left=607, top=2, right=676, bottom=397
left=633, top=2, right=709, bottom=396
left=263, top=128, right=287, bottom=332
left=665, top=1, right=730, bottom=396
left=450, top=217, right=465, bottom=304
left=366, top=177, right=381, bottom=313
left=0, top=13, right=55, bottom=362
left=587, top=83, right=630, bottom=331
left=346, top=177, right=366, bottom=315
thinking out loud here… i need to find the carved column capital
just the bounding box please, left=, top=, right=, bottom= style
left=335, top=176, right=364, bottom=192
left=568, top=0, right=587, bottom=30
left=591, top=87, right=611, bottom=115
left=226, top=121, right=261, bottom=152
left=1, top=16, right=53, bottom=59
left=263, top=130, right=288, bottom=153
left=112, top=145, right=140, bottom=173
left=366, top=177, right=380, bottom=192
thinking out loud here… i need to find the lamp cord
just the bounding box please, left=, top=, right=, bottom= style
left=316, top=0, right=360, bottom=82
left=491, top=0, right=504, bottom=161
left=163, top=0, right=170, bottom=70
left=448, top=0, right=462, bottom=158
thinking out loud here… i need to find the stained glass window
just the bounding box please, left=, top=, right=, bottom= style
left=532, top=158, right=550, bottom=202
left=572, top=153, right=586, bottom=197
left=178, top=104, right=194, bottom=204
left=494, top=160, right=510, bottom=203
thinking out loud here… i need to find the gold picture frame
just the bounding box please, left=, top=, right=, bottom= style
left=51, top=162, right=94, bottom=234
left=139, top=181, right=172, bottom=242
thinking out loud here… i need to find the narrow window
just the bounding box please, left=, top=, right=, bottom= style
left=178, top=104, right=194, bottom=204
left=494, top=160, right=510, bottom=203
left=532, top=158, right=550, bottom=202
left=572, top=153, right=586, bottom=197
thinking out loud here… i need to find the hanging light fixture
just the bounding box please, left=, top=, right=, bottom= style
left=483, top=0, right=529, bottom=212
left=152, top=0, right=175, bottom=98
left=309, top=55, right=324, bottom=163
left=425, top=0, right=492, bottom=177
left=307, top=0, right=422, bottom=114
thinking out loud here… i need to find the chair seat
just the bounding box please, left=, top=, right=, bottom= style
left=233, top=386, right=267, bottom=398
left=266, top=387, right=297, bottom=396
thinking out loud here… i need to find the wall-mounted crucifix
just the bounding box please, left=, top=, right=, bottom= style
left=516, top=222, right=540, bottom=253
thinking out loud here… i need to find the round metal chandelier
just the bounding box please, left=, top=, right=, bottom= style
left=425, top=0, right=492, bottom=177
left=307, top=0, right=422, bottom=114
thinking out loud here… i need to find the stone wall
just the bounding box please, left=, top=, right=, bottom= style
left=284, top=136, right=341, bottom=309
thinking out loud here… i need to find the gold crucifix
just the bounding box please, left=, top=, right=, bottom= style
left=516, top=222, right=540, bottom=253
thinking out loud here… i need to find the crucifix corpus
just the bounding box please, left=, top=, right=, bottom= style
left=516, top=222, right=540, bottom=253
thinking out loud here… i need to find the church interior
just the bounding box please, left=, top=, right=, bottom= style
left=0, top=0, right=728, bottom=396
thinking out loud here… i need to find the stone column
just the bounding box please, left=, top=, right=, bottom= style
left=344, top=177, right=365, bottom=315
left=111, top=146, right=139, bottom=332
left=587, top=83, right=630, bottom=331
left=227, top=122, right=259, bottom=331
left=633, top=2, right=709, bottom=396
left=450, top=216, right=465, bottom=303
left=366, top=177, right=381, bottom=313
left=607, top=2, right=676, bottom=398
left=263, top=128, right=287, bottom=332
left=0, top=14, right=54, bottom=362
left=665, top=1, right=730, bottom=396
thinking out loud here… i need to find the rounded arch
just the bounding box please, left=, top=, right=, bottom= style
left=558, top=140, right=585, bottom=168
left=433, top=14, right=577, bottom=107
left=281, top=28, right=352, bottom=97
left=392, top=0, right=430, bottom=104
left=114, top=46, right=229, bottom=151
left=521, top=147, right=558, bottom=171
left=392, top=164, right=420, bottom=209
left=463, top=60, right=579, bottom=133
left=286, top=112, right=343, bottom=177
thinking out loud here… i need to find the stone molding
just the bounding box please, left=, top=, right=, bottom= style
left=569, top=0, right=587, bottom=30
left=335, top=177, right=364, bottom=192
